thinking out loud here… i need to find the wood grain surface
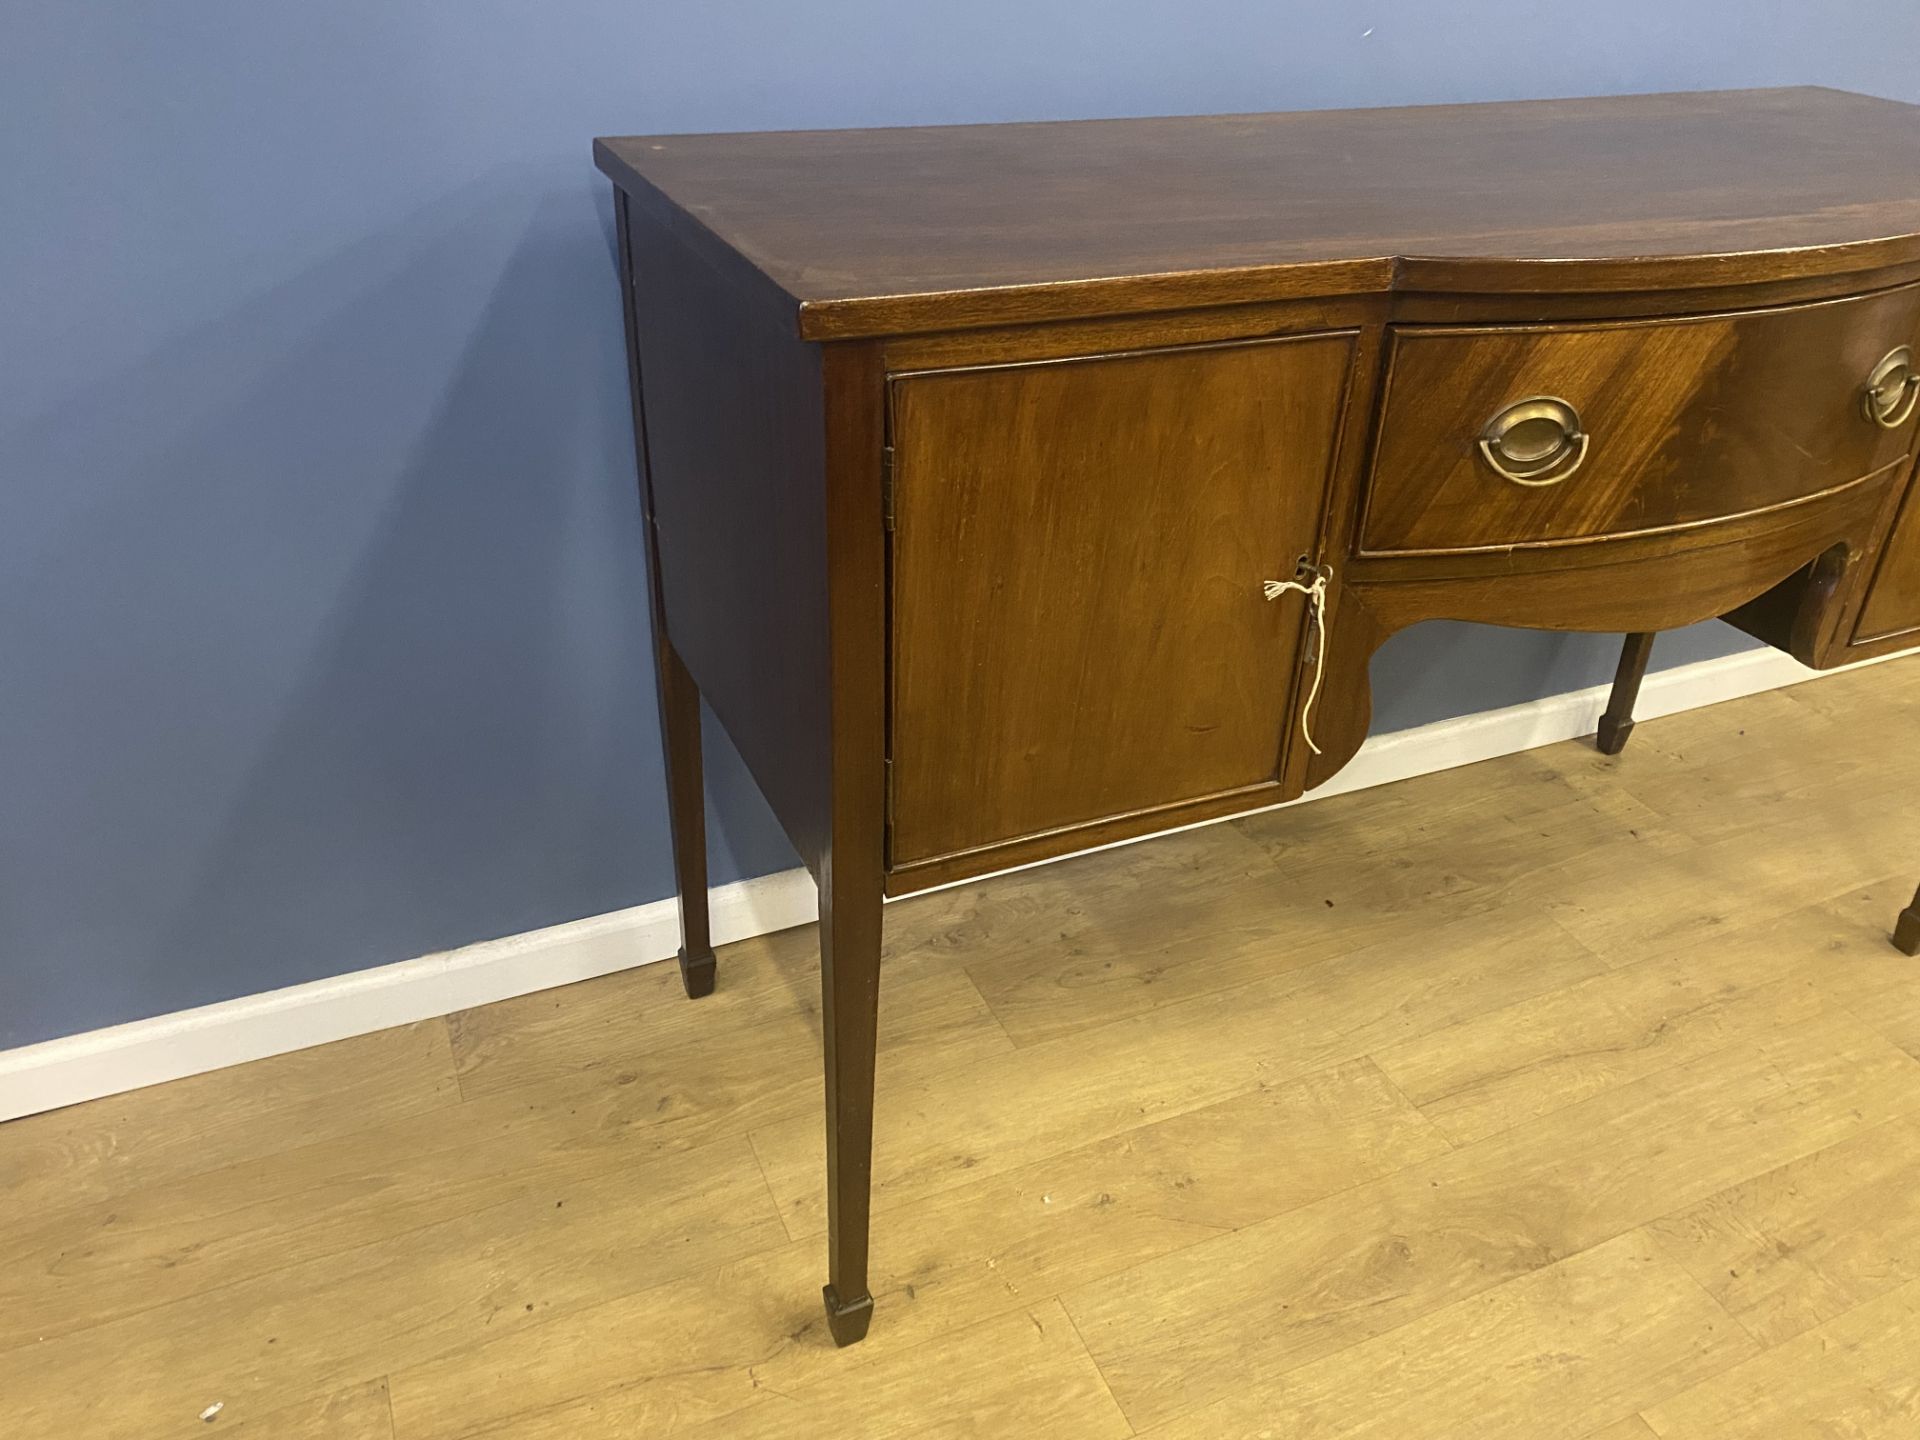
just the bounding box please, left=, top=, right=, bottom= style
left=596, top=88, right=1920, bottom=337
left=888, top=335, right=1354, bottom=870
left=624, top=187, right=834, bottom=872
left=1856, top=468, right=1920, bottom=643
left=1362, top=286, right=1920, bottom=555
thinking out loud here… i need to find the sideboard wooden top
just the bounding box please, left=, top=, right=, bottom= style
left=597, top=87, right=1920, bottom=339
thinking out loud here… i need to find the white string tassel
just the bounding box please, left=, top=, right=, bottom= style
left=1262, top=564, right=1332, bottom=755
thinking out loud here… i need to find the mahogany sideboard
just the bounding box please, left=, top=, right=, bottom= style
left=595, top=87, right=1920, bottom=1346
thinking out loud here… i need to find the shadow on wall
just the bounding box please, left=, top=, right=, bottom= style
left=1365, top=618, right=1758, bottom=734
left=0, top=169, right=789, bottom=1048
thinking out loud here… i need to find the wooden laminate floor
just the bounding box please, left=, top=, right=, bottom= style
left=5, top=657, right=1920, bottom=1438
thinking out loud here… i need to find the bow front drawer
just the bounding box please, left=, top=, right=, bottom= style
left=1360, top=286, right=1920, bottom=556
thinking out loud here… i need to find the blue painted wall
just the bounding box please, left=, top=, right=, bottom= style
left=6, top=3, right=1915, bottom=1048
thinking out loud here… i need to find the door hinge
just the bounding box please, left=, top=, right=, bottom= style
left=881, top=445, right=896, bottom=532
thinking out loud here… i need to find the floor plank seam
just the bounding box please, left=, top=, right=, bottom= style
left=0, top=1170, right=585, bottom=1361
left=1542, top=910, right=1615, bottom=971
left=1358, top=1054, right=1459, bottom=1151
left=1049, top=1113, right=1539, bottom=1423
left=1630, top=1277, right=1920, bottom=1440
left=745, top=1127, right=800, bottom=1244
left=1370, top=969, right=1819, bottom=1153
left=1054, top=1300, right=1137, bottom=1436
left=948, top=963, right=1023, bottom=1055
left=6, top=1119, right=820, bottom=1376
left=1634, top=1099, right=1920, bottom=1347
left=958, top=905, right=1424, bottom=1057
left=434, top=1014, right=475, bottom=1108
left=1665, top=1242, right=1772, bottom=1353
left=1829, top=992, right=1919, bottom=1060
left=1528, top=1043, right=1920, bottom=1294
left=910, top=1045, right=1419, bottom=1233
left=443, top=1013, right=482, bottom=1104
left=768, top=1040, right=1409, bottom=1249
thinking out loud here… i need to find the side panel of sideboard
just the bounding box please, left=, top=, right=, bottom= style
left=622, top=192, right=834, bottom=872
left=1853, top=467, right=1920, bottom=650
left=1722, top=453, right=1920, bottom=667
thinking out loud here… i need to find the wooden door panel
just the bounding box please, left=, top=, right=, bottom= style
left=1856, top=471, right=1920, bottom=644
left=888, top=335, right=1355, bottom=871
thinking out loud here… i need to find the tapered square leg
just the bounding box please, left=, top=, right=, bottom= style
left=817, top=850, right=883, bottom=1345
left=655, top=639, right=715, bottom=999
left=1896, top=884, right=1920, bottom=956
left=812, top=339, right=891, bottom=1346
left=640, top=614, right=717, bottom=1004
left=1596, top=631, right=1656, bottom=755
left=616, top=188, right=716, bottom=1001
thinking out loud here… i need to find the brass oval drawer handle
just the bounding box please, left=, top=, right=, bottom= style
left=1862, top=346, right=1920, bottom=429
left=1477, top=396, right=1589, bottom=487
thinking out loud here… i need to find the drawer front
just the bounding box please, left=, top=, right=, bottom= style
left=1855, top=468, right=1920, bottom=645
left=887, top=335, right=1355, bottom=872
left=1362, top=286, right=1920, bottom=556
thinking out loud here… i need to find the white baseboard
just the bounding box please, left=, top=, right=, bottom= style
left=1306, top=642, right=1844, bottom=802
left=0, top=868, right=820, bottom=1122
left=2, top=642, right=1909, bottom=1122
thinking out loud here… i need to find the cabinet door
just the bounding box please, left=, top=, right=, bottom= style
left=887, top=334, right=1356, bottom=874
left=1856, top=470, right=1920, bottom=646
